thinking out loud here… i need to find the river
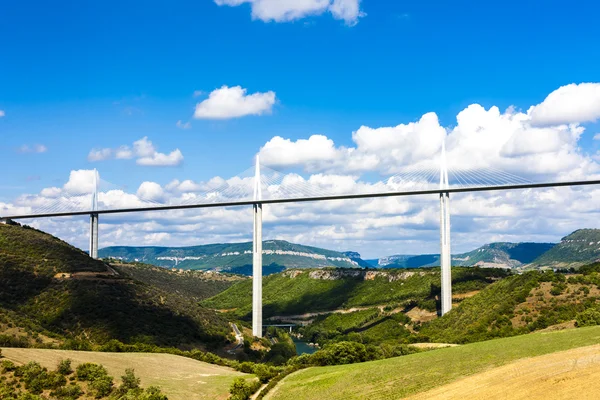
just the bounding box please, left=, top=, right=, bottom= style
left=293, top=338, right=318, bottom=355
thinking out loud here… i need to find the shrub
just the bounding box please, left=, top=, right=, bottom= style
left=89, top=376, right=113, bottom=398
left=576, top=309, right=600, bottom=327
left=230, top=377, right=261, bottom=400
left=75, top=363, right=109, bottom=382
left=142, top=386, right=169, bottom=400
left=50, top=383, right=84, bottom=400
left=120, top=368, right=140, bottom=391
left=57, top=359, right=73, bottom=376
left=1, top=360, right=16, bottom=373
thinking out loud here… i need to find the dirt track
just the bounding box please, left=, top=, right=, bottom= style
left=409, top=344, right=600, bottom=400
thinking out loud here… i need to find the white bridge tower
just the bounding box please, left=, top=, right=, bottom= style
left=89, top=169, right=99, bottom=259
left=252, top=156, right=263, bottom=337
left=439, top=141, right=452, bottom=315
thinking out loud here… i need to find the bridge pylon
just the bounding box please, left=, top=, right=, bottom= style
left=440, top=141, right=452, bottom=315
left=252, top=156, right=263, bottom=337
left=89, top=169, right=99, bottom=259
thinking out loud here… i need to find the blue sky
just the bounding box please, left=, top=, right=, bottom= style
left=1, top=1, right=600, bottom=257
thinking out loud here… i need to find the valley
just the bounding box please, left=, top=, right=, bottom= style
left=3, top=222, right=600, bottom=399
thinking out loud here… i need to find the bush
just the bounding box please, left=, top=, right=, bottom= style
left=230, top=377, right=261, bottom=400
left=1, top=360, right=16, bottom=373
left=75, top=363, right=113, bottom=398
left=57, top=359, right=73, bottom=376
left=75, top=363, right=109, bottom=382
left=89, top=376, right=113, bottom=398
left=576, top=309, right=600, bottom=327
left=120, top=368, right=140, bottom=391
left=142, top=386, right=169, bottom=400
left=50, top=383, right=84, bottom=400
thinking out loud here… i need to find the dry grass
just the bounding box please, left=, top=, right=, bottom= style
left=265, top=326, right=600, bottom=400
left=1, top=347, right=252, bottom=400
left=409, top=344, right=600, bottom=400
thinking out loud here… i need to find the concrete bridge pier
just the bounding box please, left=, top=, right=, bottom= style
left=252, top=157, right=263, bottom=338
left=439, top=141, right=452, bottom=315
left=89, top=169, right=99, bottom=260
left=89, top=213, right=99, bottom=259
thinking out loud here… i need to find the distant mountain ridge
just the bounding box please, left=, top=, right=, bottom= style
left=528, top=229, right=600, bottom=269
left=378, top=242, right=555, bottom=269
left=99, top=240, right=363, bottom=274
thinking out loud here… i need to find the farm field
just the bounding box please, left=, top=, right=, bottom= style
left=266, top=326, right=600, bottom=400
left=1, top=347, right=253, bottom=400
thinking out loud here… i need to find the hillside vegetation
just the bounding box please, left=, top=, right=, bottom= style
left=0, top=223, right=231, bottom=349
left=266, top=326, right=600, bottom=400
left=529, top=229, right=600, bottom=268
left=0, top=350, right=169, bottom=399
left=112, top=262, right=243, bottom=301
left=1, top=348, right=251, bottom=400
left=419, top=268, right=600, bottom=343
left=203, top=267, right=508, bottom=319
left=99, top=240, right=362, bottom=273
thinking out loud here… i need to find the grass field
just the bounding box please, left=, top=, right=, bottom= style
left=266, top=326, right=600, bottom=400
left=1, top=348, right=253, bottom=400
left=409, top=344, right=600, bottom=399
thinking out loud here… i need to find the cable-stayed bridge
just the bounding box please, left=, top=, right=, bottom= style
left=2, top=145, right=600, bottom=337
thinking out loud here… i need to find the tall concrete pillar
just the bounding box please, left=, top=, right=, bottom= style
left=90, top=213, right=99, bottom=259
left=252, top=157, right=263, bottom=337
left=440, top=141, right=452, bottom=315
left=89, top=169, right=99, bottom=259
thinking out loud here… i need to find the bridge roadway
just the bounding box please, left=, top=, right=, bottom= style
left=4, top=179, right=600, bottom=220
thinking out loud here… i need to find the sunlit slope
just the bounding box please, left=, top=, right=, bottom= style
left=267, top=326, right=600, bottom=400
left=1, top=347, right=251, bottom=400
left=202, top=267, right=507, bottom=318
left=408, top=344, right=600, bottom=400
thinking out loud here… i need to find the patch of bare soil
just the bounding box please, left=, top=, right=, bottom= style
left=410, top=343, right=459, bottom=349
left=408, top=344, right=600, bottom=400
left=452, top=290, right=480, bottom=300
left=406, top=307, right=438, bottom=323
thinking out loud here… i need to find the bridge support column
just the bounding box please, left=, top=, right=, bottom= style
left=440, top=192, right=451, bottom=315
left=439, top=140, right=452, bottom=315
left=252, top=157, right=263, bottom=338
left=89, top=213, right=99, bottom=259
left=89, top=168, right=99, bottom=260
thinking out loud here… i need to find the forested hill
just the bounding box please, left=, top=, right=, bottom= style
left=99, top=240, right=364, bottom=274
left=0, top=222, right=107, bottom=277
left=528, top=229, right=600, bottom=269
left=0, top=223, right=231, bottom=349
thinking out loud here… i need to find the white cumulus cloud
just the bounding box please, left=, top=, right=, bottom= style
left=87, top=137, right=184, bottom=167
left=194, top=85, right=276, bottom=119
left=214, top=0, right=363, bottom=25
left=0, top=110, right=5, bottom=117
left=529, top=83, right=600, bottom=126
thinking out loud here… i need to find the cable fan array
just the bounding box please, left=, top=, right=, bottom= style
left=15, top=161, right=532, bottom=217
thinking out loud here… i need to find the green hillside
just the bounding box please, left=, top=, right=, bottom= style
left=99, top=240, right=365, bottom=273
left=529, top=229, right=600, bottom=268
left=0, top=223, right=231, bottom=349
left=0, top=223, right=107, bottom=277
left=202, top=267, right=509, bottom=319
left=266, top=326, right=600, bottom=400
left=420, top=268, right=600, bottom=343
left=112, top=262, right=245, bottom=302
